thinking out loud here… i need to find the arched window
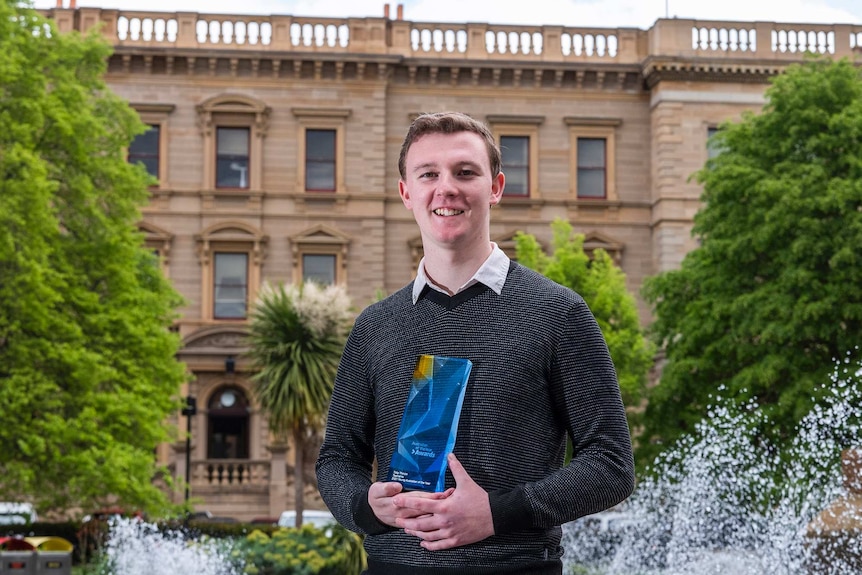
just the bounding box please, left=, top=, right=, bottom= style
left=196, top=93, right=270, bottom=192
left=207, top=386, right=250, bottom=459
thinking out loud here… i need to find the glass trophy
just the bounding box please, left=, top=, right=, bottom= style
left=387, top=354, right=473, bottom=492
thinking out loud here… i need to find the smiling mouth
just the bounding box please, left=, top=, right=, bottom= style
left=433, top=208, right=464, bottom=216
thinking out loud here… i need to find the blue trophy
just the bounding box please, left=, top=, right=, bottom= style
left=387, top=355, right=473, bottom=492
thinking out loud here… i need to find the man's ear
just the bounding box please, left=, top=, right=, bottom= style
left=490, top=172, right=505, bottom=205
left=399, top=179, right=412, bottom=209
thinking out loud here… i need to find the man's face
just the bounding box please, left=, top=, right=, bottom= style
left=398, top=131, right=505, bottom=252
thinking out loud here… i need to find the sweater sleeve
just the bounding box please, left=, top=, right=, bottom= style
left=488, top=298, right=636, bottom=534
left=315, top=318, right=396, bottom=536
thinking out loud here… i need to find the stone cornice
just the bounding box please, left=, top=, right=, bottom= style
left=45, top=8, right=861, bottom=90
left=642, top=56, right=784, bottom=88
left=107, top=48, right=647, bottom=93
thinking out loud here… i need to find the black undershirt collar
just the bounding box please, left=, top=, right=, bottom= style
left=418, top=282, right=491, bottom=310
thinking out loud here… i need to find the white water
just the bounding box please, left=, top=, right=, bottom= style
left=563, top=354, right=862, bottom=575
left=102, top=518, right=239, bottom=575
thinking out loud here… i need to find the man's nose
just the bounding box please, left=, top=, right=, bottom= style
left=435, top=172, right=458, bottom=195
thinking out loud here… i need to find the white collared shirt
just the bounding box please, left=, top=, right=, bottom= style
left=411, top=242, right=510, bottom=304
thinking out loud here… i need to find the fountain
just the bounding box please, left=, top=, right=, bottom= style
left=93, top=355, right=861, bottom=575
left=563, top=352, right=862, bottom=575
left=98, top=518, right=240, bottom=575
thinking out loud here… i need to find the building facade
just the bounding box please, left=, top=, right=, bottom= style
left=44, top=4, right=862, bottom=521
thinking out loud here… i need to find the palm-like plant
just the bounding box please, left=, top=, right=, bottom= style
left=246, top=281, right=352, bottom=527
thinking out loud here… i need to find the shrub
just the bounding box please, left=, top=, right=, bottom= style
left=233, top=523, right=365, bottom=575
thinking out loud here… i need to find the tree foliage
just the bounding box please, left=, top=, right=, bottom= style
left=515, top=220, right=654, bottom=425
left=246, top=281, right=352, bottom=526
left=640, top=57, right=862, bottom=467
left=0, top=1, right=188, bottom=515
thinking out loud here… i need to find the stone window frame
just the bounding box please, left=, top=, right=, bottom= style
left=565, top=117, right=622, bottom=202
left=139, top=220, right=173, bottom=277
left=304, top=128, right=337, bottom=192
left=289, top=224, right=351, bottom=285
left=195, top=221, right=268, bottom=322
left=129, top=103, right=175, bottom=188
left=487, top=115, right=543, bottom=200
left=583, top=230, right=624, bottom=265
left=291, top=108, right=351, bottom=194
left=197, top=94, right=271, bottom=192
left=212, top=252, right=250, bottom=320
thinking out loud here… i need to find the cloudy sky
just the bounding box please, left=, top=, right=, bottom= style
left=30, top=0, right=862, bottom=29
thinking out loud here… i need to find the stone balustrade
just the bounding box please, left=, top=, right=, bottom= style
left=681, top=20, right=859, bottom=57
left=40, top=7, right=862, bottom=63
left=191, top=459, right=272, bottom=486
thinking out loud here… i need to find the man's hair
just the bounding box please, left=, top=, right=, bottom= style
left=398, top=112, right=501, bottom=180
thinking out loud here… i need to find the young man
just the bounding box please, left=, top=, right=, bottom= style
left=316, top=112, right=635, bottom=574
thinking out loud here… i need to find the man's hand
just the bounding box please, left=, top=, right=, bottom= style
left=393, top=453, right=494, bottom=550
left=368, top=481, right=452, bottom=527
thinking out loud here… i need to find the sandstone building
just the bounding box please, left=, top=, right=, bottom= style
left=43, top=3, right=862, bottom=521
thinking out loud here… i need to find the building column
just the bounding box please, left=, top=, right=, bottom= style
left=267, top=443, right=289, bottom=517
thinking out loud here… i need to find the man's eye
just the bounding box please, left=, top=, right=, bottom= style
left=420, top=172, right=437, bottom=178
left=459, top=169, right=476, bottom=176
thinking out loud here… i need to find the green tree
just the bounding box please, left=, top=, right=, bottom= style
left=640, top=57, right=862, bottom=467
left=246, top=281, right=352, bottom=526
left=515, top=219, right=654, bottom=426
left=0, top=1, right=187, bottom=515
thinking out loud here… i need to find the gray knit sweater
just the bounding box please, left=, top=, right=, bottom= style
left=316, top=262, right=635, bottom=574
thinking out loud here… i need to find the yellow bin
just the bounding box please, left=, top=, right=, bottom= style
left=23, top=538, right=72, bottom=575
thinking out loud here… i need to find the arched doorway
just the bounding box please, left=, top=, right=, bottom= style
left=207, top=386, right=250, bottom=459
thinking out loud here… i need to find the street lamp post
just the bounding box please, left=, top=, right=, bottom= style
left=181, top=395, right=197, bottom=503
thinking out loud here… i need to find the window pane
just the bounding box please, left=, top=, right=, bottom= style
left=577, top=170, right=606, bottom=198
left=504, top=167, right=528, bottom=196
left=217, top=128, right=249, bottom=155
left=306, top=130, right=336, bottom=160
left=578, top=138, right=605, bottom=167
left=306, top=164, right=335, bottom=191
left=707, top=127, right=722, bottom=160
left=214, top=253, right=248, bottom=318
left=137, top=157, right=159, bottom=178
left=306, top=129, right=336, bottom=191
left=501, top=136, right=528, bottom=164
left=577, top=138, right=606, bottom=198
left=303, top=254, right=336, bottom=285
left=501, top=136, right=529, bottom=197
left=208, top=416, right=249, bottom=459
left=129, top=124, right=160, bottom=179
left=217, top=128, right=250, bottom=188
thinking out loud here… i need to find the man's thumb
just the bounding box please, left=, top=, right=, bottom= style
left=447, top=453, right=469, bottom=484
